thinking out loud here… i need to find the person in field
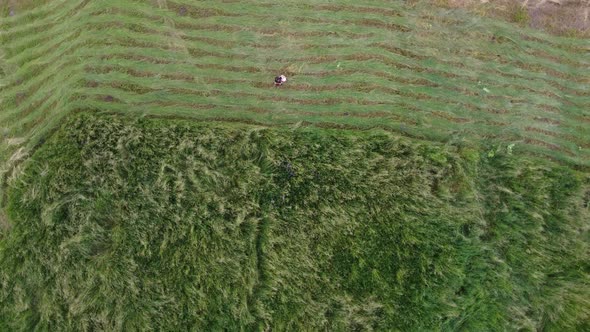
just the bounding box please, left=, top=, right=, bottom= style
left=274, top=75, right=287, bottom=87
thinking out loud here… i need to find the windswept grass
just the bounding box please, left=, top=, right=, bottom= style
left=0, top=113, right=588, bottom=330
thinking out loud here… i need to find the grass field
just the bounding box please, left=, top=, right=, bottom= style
left=0, top=0, right=589, bottom=330
left=0, top=0, right=589, bottom=170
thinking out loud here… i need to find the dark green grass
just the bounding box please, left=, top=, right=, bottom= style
left=1, top=113, right=587, bottom=330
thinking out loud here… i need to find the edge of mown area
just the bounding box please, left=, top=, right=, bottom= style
left=0, top=0, right=589, bottom=179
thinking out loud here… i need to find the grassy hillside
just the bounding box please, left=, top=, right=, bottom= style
left=0, top=0, right=589, bottom=330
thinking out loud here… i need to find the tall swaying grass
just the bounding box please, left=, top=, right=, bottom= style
left=1, top=113, right=587, bottom=330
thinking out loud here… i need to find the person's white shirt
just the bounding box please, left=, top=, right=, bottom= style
left=280, top=75, right=287, bottom=83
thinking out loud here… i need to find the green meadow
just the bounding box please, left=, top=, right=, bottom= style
left=0, top=0, right=588, bottom=330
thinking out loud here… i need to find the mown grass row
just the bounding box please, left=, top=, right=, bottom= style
left=2, top=0, right=588, bottom=100
left=1, top=112, right=588, bottom=330
left=2, top=1, right=588, bottom=91
left=91, top=2, right=590, bottom=88
left=1, top=0, right=589, bottom=171
left=168, top=0, right=588, bottom=74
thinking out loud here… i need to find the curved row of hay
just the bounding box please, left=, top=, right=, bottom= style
left=0, top=0, right=588, bottom=173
